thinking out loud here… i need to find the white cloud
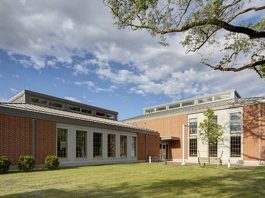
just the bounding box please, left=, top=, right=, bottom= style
left=0, top=0, right=264, bottom=99
left=55, top=77, right=66, bottom=84
left=10, top=88, right=19, bottom=93
left=74, top=81, right=95, bottom=89
left=74, top=80, right=117, bottom=93
left=64, top=96, right=80, bottom=103
left=72, top=64, right=89, bottom=75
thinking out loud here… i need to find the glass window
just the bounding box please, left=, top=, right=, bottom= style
left=81, top=108, right=92, bottom=114
left=198, top=97, right=212, bottom=104
left=93, top=133, right=102, bottom=158
left=145, top=109, right=154, bottom=114
left=31, top=97, right=39, bottom=103
left=189, top=118, right=197, bottom=135
left=106, top=114, right=115, bottom=119
left=57, top=128, right=67, bottom=158
left=230, top=136, right=241, bottom=157
left=96, top=112, right=105, bottom=117
left=182, top=100, right=194, bottom=107
left=189, top=138, right=197, bottom=157
left=131, top=136, right=137, bottom=158
left=49, top=101, right=63, bottom=108
left=168, top=103, right=180, bottom=109
left=69, top=106, right=81, bottom=112
left=213, top=115, right=218, bottom=123
left=108, top=134, right=116, bottom=157
left=156, top=106, right=166, bottom=111
left=31, top=97, right=47, bottom=105
left=76, top=130, right=87, bottom=158
left=120, top=135, right=127, bottom=157
left=209, top=141, right=218, bottom=157
left=214, top=93, right=231, bottom=101
left=230, top=112, right=242, bottom=133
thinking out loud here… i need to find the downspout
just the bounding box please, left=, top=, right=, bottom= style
left=32, top=118, right=36, bottom=158
left=145, top=133, right=147, bottom=161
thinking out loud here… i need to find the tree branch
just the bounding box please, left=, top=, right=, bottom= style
left=231, top=5, right=265, bottom=21
left=203, top=59, right=265, bottom=74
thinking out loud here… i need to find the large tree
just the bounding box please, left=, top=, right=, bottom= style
left=104, top=0, right=265, bottom=78
left=199, top=108, right=223, bottom=165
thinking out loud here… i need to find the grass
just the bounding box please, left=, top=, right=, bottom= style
left=0, top=163, right=265, bottom=198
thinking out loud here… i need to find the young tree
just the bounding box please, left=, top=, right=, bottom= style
left=104, top=0, right=265, bottom=78
left=199, top=108, right=223, bottom=165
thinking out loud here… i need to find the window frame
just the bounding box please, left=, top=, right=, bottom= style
left=93, top=132, right=103, bottom=158
left=189, top=118, right=197, bottom=135
left=108, top=134, right=116, bottom=158
left=76, top=130, right=87, bottom=158
left=230, top=112, right=242, bottom=134
left=120, top=135, right=127, bottom=158
left=189, top=138, right=197, bottom=157
left=131, top=136, right=137, bottom=158
left=230, top=135, right=241, bottom=157
left=57, top=128, right=68, bottom=158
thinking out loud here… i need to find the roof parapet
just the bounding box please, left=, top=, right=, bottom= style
left=143, top=89, right=240, bottom=115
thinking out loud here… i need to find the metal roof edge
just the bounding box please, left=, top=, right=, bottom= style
left=0, top=104, right=158, bottom=135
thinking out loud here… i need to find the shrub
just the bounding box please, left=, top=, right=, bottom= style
left=18, top=155, right=35, bottom=172
left=0, top=156, right=11, bottom=174
left=45, top=155, right=59, bottom=170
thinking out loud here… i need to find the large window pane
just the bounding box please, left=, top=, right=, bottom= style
left=108, top=134, right=116, bottom=157
left=230, top=112, right=242, bottom=133
left=93, top=133, right=102, bottom=158
left=76, top=130, right=87, bottom=158
left=231, top=136, right=241, bottom=157
left=189, top=139, right=197, bottom=157
left=189, top=118, right=197, bottom=135
left=209, top=141, right=218, bottom=157
left=57, top=128, right=67, bottom=158
left=120, top=135, right=127, bottom=157
left=131, top=136, right=137, bottom=158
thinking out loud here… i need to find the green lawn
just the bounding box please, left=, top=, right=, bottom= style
left=0, top=163, right=265, bottom=198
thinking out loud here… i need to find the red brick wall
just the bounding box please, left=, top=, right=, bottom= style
left=0, top=114, right=32, bottom=164
left=137, top=133, right=146, bottom=160
left=146, top=133, right=160, bottom=158
left=130, top=114, right=188, bottom=160
left=243, top=104, right=265, bottom=161
left=35, top=120, right=56, bottom=164
left=137, top=133, right=160, bottom=160
left=0, top=113, right=57, bottom=165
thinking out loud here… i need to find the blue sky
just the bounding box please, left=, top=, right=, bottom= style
left=0, top=0, right=264, bottom=120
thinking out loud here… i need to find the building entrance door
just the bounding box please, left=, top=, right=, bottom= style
left=160, top=142, right=169, bottom=160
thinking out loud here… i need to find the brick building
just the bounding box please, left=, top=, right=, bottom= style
left=0, top=90, right=160, bottom=166
left=125, top=90, right=265, bottom=166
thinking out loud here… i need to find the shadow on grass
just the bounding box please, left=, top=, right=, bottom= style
left=2, top=167, right=265, bottom=198
left=8, top=162, right=139, bottom=174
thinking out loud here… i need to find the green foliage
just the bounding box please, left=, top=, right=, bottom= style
left=199, top=108, right=223, bottom=145
left=0, top=156, right=11, bottom=174
left=105, top=0, right=265, bottom=77
left=18, top=155, right=35, bottom=172
left=261, top=64, right=265, bottom=78
left=45, top=155, right=60, bottom=170
left=199, top=108, right=223, bottom=164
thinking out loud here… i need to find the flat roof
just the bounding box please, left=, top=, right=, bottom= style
left=161, top=136, right=179, bottom=141
left=124, top=97, right=265, bottom=122
left=144, top=89, right=240, bottom=111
